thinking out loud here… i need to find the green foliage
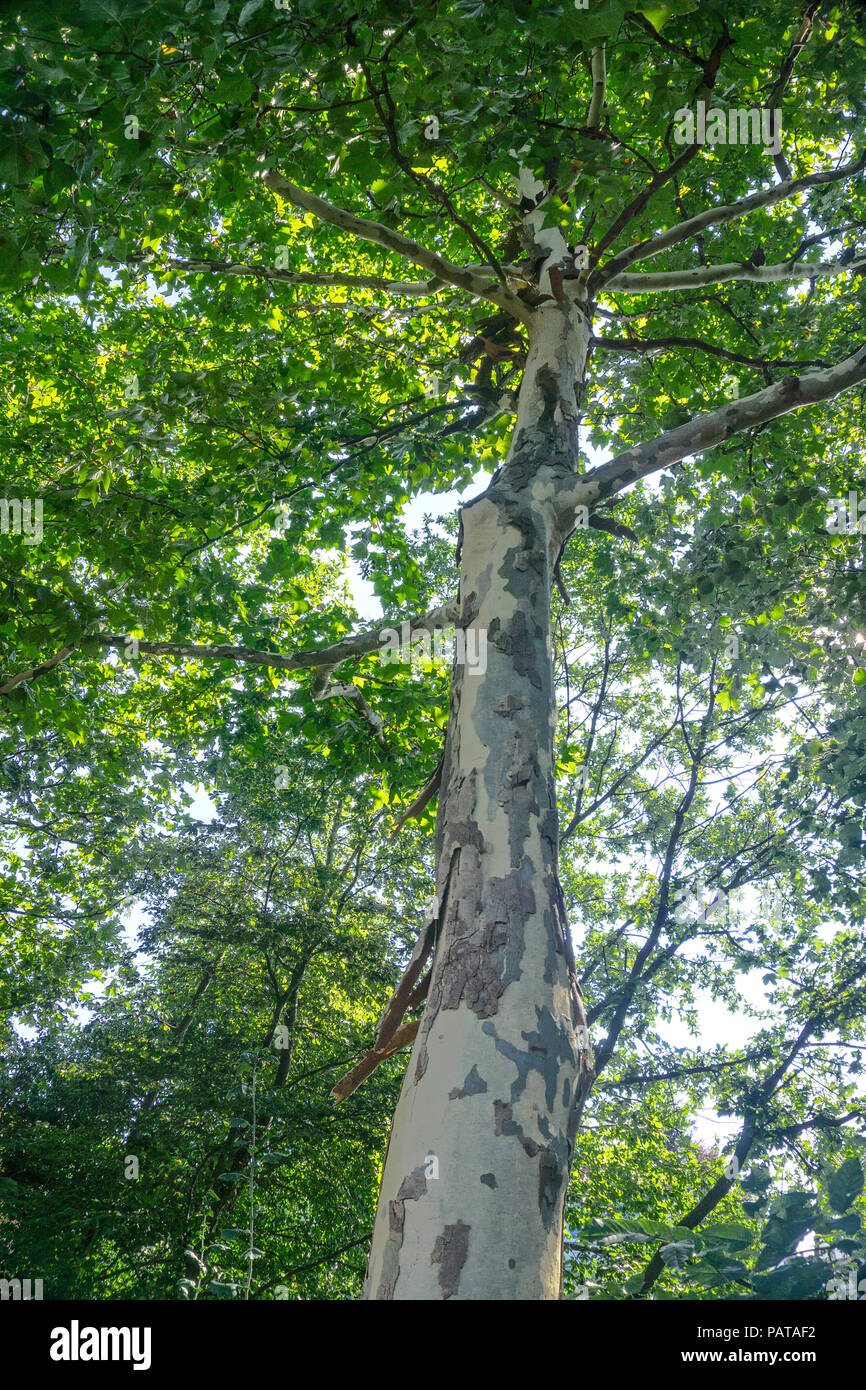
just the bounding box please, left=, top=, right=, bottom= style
left=2, top=0, right=866, bottom=1300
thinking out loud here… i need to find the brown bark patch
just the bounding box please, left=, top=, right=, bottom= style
left=433, top=867, right=532, bottom=1018
left=376, top=1198, right=405, bottom=1300
left=431, top=1219, right=471, bottom=1299
left=397, top=1165, right=429, bottom=1201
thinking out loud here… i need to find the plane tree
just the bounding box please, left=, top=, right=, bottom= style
left=2, top=0, right=866, bottom=1297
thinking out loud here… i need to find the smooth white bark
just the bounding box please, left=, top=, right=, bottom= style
left=363, top=291, right=593, bottom=1301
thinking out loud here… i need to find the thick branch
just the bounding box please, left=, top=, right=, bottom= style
left=589, top=151, right=866, bottom=292
left=0, top=601, right=459, bottom=698
left=566, top=345, right=866, bottom=514
left=586, top=46, right=606, bottom=131
left=0, top=644, right=76, bottom=695
left=153, top=256, right=441, bottom=296
left=311, top=677, right=386, bottom=747
left=261, top=171, right=531, bottom=323
left=329, top=1017, right=420, bottom=1105
left=604, top=252, right=866, bottom=293
left=113, top=601, right=458, bottom=673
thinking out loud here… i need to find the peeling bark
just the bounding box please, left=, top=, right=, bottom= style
left=364, top=289, right=595, bottom=1299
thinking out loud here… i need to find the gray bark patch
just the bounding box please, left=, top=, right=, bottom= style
left=488, top=610, right=544, bottom=691
left=449, top=1064, right=488, bottom=1100
left=493, top=1099, right=540, bottom=1158
left=497, top=732, right=542, bottom=869
left=431, top=1219, right=471, bottom=1299
left=538, top=1149, right=562, bottom=1232
left=506, top=609, right=543, bottom=689
left=485, top=1004, right=574, bottom=1110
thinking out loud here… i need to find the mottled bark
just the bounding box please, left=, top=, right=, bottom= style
left=364, top=282, right=595, bottom=1299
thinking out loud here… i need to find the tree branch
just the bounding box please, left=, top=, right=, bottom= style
left=586, top=46, right=606, bottom=131
left=589, top=145, right=700, bottom=267
left=589, top=27, right=731, bottom=266
left=0, top=602, right=459, bottom=699
left=766, top=1, right=824, bottom=180
left=261, top=171, right=532, bottom=324
left=613, top=1045, right=775, bottom=1087
left=311, top=676, right=386, bottom=747
left=603, top=251, right=866, bottom=293
left=589, top=150, right=866, bottom=292
left=330, top=1017, right=421, bottom=1104
left=627, top=11, right=708, bottom=73
left=565, top=344, right=866, bottom=515
left=636, top=1015, right=819, bottom=1294
left=139, top=255, right=442, bottom=296
left=591, top=333, right=832, bottom=370
left=362, top=58, right=509, bottom=286
left=0, top=644, right=77, bottom=695
left=591, top=679, right=716, bottom=1074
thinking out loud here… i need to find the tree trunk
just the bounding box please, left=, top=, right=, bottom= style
left=364, top=285, right=596, bottom=1299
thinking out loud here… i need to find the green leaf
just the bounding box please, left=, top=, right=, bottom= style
left=658, top=1238, right=695, bottom=1270
left=238, top=0, right=264, bottom=25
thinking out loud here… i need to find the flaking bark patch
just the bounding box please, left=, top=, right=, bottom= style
left=376, top=1198, right=406, bottom=1300
left=538, top=1150, right=563, bottom=1232
left=493, top=693, right=526, bottom=718
left=397, top=1165, right=429, bottom=1201
left=432, top=867, right=532, bottom=1018
left=431, top=1219, right=470, bottom=1299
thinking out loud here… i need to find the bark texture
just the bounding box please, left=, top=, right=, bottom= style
left=364, top=277, right=595, bottom=1299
